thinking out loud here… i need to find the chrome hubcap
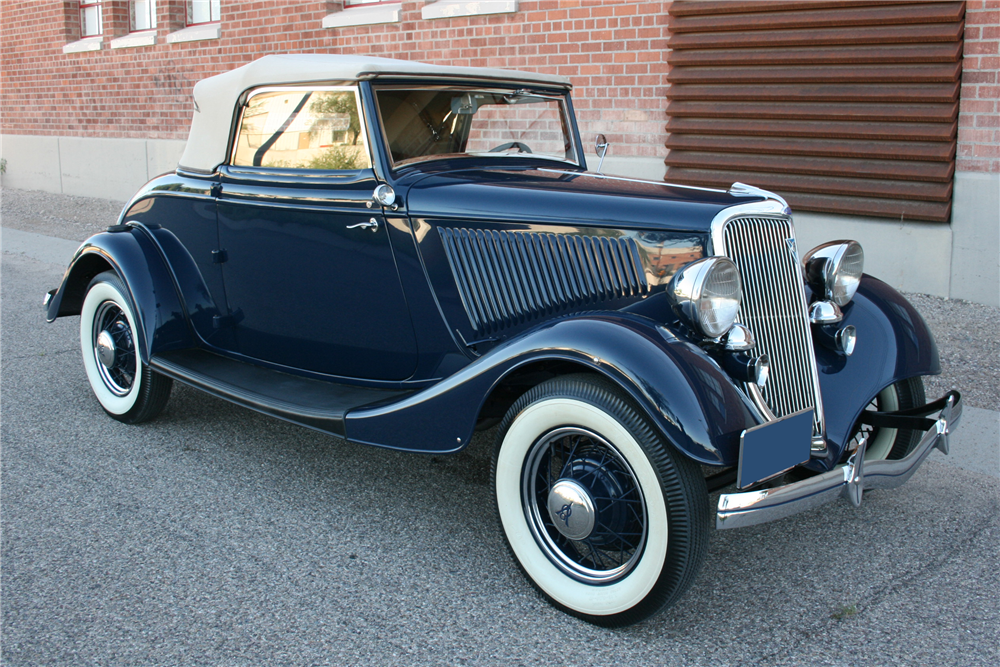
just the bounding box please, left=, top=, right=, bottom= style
left=546, top=479, right=596, bottom=541
left=96, top=330, right=116, bottom=368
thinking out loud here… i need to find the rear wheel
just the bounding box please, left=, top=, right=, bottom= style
left=492, top=375, right=708, bottom=627
left=80, top=271, right=172, bottom=424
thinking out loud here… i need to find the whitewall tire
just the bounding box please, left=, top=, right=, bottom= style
left=80, top=271, right=172, bottom=423
left=855, top=377, right=926, bottom=461
left=492, top=374, right=708, bottom=626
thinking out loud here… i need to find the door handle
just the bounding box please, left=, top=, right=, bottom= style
left=347, top=218, right=379, bottom=233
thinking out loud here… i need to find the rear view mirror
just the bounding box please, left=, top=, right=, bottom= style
left=451, top=93, right=481, bottom=115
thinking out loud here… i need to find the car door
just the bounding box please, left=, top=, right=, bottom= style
left=214, top=86, right=418, bottom=381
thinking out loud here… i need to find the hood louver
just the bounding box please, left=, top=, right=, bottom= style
left=439, top=228, right=649, bottom=333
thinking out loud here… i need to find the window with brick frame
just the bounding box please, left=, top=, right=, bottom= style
left=131, top=0, right=157, bottom=31
left=80, top=0, right=103, bottom=37
left=187, top=0, right=220, bottom=25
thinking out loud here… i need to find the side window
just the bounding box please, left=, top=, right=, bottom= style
left=232, top=89, right=372, bottom=170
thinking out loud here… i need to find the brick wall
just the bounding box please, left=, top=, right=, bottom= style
left=0, top=0, right=670, bottom=160
left=4, top=1, right=992, bottom=173
left=958, top=0, right=999, bottom=173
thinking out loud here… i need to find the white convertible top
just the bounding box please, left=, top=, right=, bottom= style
left=178, top=54, right=572, bottom=172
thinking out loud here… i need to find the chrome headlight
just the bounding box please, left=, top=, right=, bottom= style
left=802, top=241, right=864, bottom=306
left=667, top=257, right=742, bottom=339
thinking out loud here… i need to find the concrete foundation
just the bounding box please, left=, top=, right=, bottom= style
left=3, top=135, right=997, bottom=307
left=1, top=134, right=186, bottom=202
left=792, top=212, right=954, bottom=300
left=950, top=172, right=1000, bottom=307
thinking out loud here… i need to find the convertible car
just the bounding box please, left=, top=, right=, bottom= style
left=45, top=55, right=961, bottom=626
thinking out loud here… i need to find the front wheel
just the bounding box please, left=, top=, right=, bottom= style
left=492, top=375, right=709, bottom=627
left=80, top=271, right=172, bottom=424
left=853, top=377, right=926, bottom=461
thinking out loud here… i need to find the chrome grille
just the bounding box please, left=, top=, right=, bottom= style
left=719, top=216, right=823, bottom=435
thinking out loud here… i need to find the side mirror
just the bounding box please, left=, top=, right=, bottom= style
left=595, top=134, right=609, bottom=174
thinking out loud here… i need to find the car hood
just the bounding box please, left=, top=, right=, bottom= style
left=400, top=165, right=762, bottom=232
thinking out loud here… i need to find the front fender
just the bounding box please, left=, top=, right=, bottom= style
left=346, top=312, right=761, bottom=464
left=45, top=228, right=193, bottom=361
left=815, top=275, right=941, bottom=465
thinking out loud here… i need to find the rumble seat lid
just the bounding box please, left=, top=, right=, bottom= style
left=178, top=54, right=571, bottom=174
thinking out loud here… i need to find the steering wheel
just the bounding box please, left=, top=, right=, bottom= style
left=489, top=141, right=533, bottom=154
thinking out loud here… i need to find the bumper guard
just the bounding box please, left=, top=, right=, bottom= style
left=717, top=391, right=962, bottom=529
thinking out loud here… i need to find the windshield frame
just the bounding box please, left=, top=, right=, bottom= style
left=370, top=82, right=583, bottom=171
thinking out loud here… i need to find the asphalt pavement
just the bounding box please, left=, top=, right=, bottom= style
left=2, top=189, right=998, bottom=666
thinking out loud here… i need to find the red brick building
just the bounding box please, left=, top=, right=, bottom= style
left=2, top=1, right=997, bottom=305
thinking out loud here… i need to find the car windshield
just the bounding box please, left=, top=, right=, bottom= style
left=374, top=85, right=578, bottom=168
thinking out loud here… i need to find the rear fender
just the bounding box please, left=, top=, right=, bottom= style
left=346, top=313, right=760, bottom=464
left=46, top=228, right=193, bottom=361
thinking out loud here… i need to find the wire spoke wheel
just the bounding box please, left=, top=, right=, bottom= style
left=80, top=271, right=172, bottom=423
left=92, top=301, right=137, bottom=396
left=493, top=374, right=708, bottom=627
left=524, top=427, right=647, bottom=584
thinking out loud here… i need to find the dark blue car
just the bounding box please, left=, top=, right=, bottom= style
left=45, top=55, right=961, bottom=626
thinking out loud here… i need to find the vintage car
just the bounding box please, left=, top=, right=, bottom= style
left=45, top=55, right=962, bottom=626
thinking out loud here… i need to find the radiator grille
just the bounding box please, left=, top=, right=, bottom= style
left=720, top=217, right=822, bottom=433
left=440, top=228, right=648, bottom=333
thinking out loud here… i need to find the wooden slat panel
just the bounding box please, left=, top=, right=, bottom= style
left=662, top=168, right=954, bottom=202
left=665, top=100, right=959, bottom=123
left=780, top=192, right=951, bottom=222
left=665, top=135, right=956, bottom=161
left=668, top=43, right=963, bottom=67
left=669, top=82, right=959, bottom=103
left=668, top=2, right=965, bottom=33
left=669, top=1, right=935, bottom=18
left=664, top=151, right=955, bottom=182
left=665, top=118, right=958, bottom=142
left=666, top=63, right=961, bottom=84
left=667, top=23, right=964, bottom=49
left=663, top=0, right=963, bottom=223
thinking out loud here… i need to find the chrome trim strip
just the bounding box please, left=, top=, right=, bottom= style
left=537, top=168, right=729, bottom=193
left=717, top=393, right=961, bottom=529
left=115, top=178, right=216, bottom=226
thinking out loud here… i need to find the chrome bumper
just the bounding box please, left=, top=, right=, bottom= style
left=717, top=392, right=962, bottom=529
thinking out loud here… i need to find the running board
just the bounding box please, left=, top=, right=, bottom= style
left=150, top=349, right=411, bottom=437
